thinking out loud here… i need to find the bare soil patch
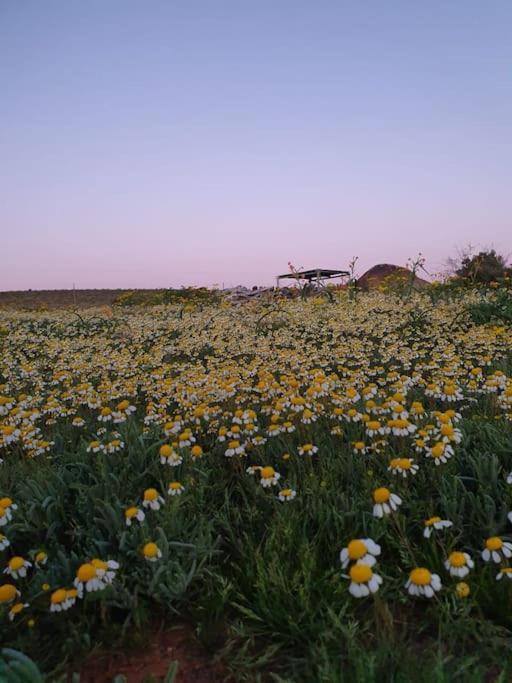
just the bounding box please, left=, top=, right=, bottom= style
left=70, top=625, right=226, bottom=683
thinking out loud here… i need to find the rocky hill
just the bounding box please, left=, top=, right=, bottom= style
left=357, top=264, right=429, bottom=291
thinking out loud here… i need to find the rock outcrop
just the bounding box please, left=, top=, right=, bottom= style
left=357, top=264, right=429, bottom=291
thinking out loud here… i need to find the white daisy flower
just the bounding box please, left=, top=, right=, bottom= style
left=406, top=568, right=442, bottom=598
left=125, top=506, right=145, bottom=526
left=347, top=563, right=383, bottom=598
left=260, top=466, right=281, bottom=487
left=4, top=556, right=32, bottom=579
left=167, top=482, right=185, bottom=496
left=142, top=488, right=165, bottom=510
left=423, top=517, right=453, bottom=538
left=340, top=538, right=381, bottom=569
left=444, top=551, right=474, bottom=578
left=482, top=537, right=512, bottom=563
left=372, top=488, right=402, bottom=518
left=277, top=488, right=296, bottom=502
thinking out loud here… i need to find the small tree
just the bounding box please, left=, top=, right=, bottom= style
left=455, top=249, right=510, bottom=284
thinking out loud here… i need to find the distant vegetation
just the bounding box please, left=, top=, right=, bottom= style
left=446, top=246, right=511, bottom=285
left=0, top=287, right=221, bottom=311
left=456, top=249, right=511, bottom=284
left=1, top=249, right=510, bottom=311
left=115, top=287, right=221, bottom=307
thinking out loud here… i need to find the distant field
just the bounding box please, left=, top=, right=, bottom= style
left=0, top=289, right=153, bottom=309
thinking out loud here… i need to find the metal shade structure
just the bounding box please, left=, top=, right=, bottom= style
left=276, top=268, right=350, bottom=288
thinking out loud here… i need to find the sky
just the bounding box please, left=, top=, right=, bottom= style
left=1, top=1, right=511, bottom=290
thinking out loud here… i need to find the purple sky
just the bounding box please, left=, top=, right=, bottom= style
left=1, top=1, right=511, bottom=290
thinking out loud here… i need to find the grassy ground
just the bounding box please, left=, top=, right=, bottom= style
left=0, top=287, right=218, bottom=310
left=1, top=288, right=512, bottom=681
left=0, top=289, right=129, bottom=309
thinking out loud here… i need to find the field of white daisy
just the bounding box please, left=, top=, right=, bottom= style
left=1, top=283, right=512, bottom=681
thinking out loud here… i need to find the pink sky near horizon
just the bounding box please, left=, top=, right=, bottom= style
left=1, top=1, right=511, bottom=291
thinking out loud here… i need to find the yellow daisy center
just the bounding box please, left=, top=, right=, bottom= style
left=77, top=563, right=96, bottom=582
left=410, top=568, right=432, bottom=586
left=431, top=443, right=445, bottom=458
left=349, top=564, right=373, bottom=583
left=143, top=542, right=159, bottom=558
left=347, top=539, right=367, bottom=560
left=144, top=488, right=158, bottom=501
left=486, top=537, right=503, bottom=551
left=51, top=589, right=67, bottom=604
left=440, top=424, right=454, bottom=437
left=449, top=552, right=466, bottom=568
left=9, top=557, right=25, bottom=571
left=373, top=487, right=390, bottom=504
left=0, top=584, right=17, bottom=603
left=425, top=516, right=441, bottom=526
left=91, top=559, right=108, bottom=571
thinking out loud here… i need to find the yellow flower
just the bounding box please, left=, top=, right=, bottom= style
left=0, top=583, right=19, bottom=604
left=455, top=582, right=470, bottom=598
left=143, top=542, right=162, bottom=562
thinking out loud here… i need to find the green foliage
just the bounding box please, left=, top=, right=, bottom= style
left=115, top=288, right=220, bottom=307
left=0, top=649, right=45, bottom=683
left=456, top=249, right=510, bottom=284
left=466, top=289, right=512, bottom=325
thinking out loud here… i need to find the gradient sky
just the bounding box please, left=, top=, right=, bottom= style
left=1, top=1, right=511, bottom=289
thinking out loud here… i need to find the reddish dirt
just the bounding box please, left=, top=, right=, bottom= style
left=69, top=625, right=227, bottom=682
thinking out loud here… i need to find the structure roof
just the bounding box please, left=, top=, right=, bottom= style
left=276, top=268, right=350, bottom=280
